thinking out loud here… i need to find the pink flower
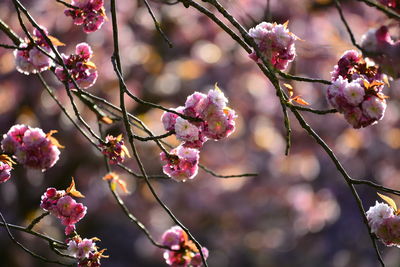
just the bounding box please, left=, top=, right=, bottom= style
left=65, top=0, right=106, bottom=33
left=162, top=226, right=186, bottom=250
left=204, top=108, right=236, bottom=140
left=99, top=134, right=130, bottom=164
left=13, top=26, right=57, bottom=75
left=248, top=21, right=297, bottom=70
left=343, top=82, right=365, bottom=106
left=362, top=96, right=387, bottom=120
left=190, top=248, right=209, bottom=267
left=160, top=145, right=199, bottom=182
left=1, top=124, right=29, bottom=154
left=0, top=161, right=12, bottom=183
left=326, top=50, right=387, bottom=128
left=161, top=226, right=209, bottom=267
left=55, top=43, right=98, bottom=89
left=2, top=125, right=61, bottom=171
left=174, top=117, right=200, bottom=142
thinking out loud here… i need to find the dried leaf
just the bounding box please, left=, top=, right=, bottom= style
left=283, top=83, right=294, bottom=97
left=102, top=172, right=130, bottom=194
left=84, top=61, right=97, bottom=69
left=66, top=177, right=85, bottom=198
left=101, top=116, right=113, bottom=124
left=377, top=93, right=389, bottom=100
left=283, top=20, right=289, bottom=29
left=363, top=79, right=370, bottom=89
left=46, top=130, right=65, bottom=149
left=121, top=145, right=131, bottom=158
left=102, top=172, right=118, bottom=181
left=383, top=75, right=390, bottom=87
left=0, top=154, right=16, bottom=166
left=370, top=81, right=384, bottom=88
left=48, top=35, right=65, bottom=46
left=292, top=96, right=310, bottom=106
left=116, top=134, right=123, bottom=142
left=378, top=192, right=397, bottom=211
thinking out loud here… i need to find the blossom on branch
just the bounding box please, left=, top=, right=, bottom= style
left=160, top=86, right=237, bottom=180
left=160, top=145, right=199, bottom=182
left=161, top=226, right=209, bottom=267
left=40, top=179, right=87, bottom=235
left=14, top=27, right=63, bottom=75
left=67, top=235, right=107, bottom=266
left=99, top=134, right=130, bottom=164
left=361, top=26, right=400, bottom=79
left=55, top=42, right=98, bottom=89
left=327, top=50, right=387, bottom=128
left=1, top=125, right=62, bottom=171
left=248, top=21, right=298, bottom=70
left=65, top=0, right=106, bottom=33
left=366, top=194, right=400, bottom=247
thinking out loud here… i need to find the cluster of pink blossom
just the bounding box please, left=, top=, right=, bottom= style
left=14, top=27, right=59, bottom=75
left=160, top=87, right=237, bottom=181
left=99, top=134, right=130, bottom=164
left=64, top=0, right=106, bottom=33
left=378, top=0, right=400, bottom=13
left=248, top=22, right=297, bottom=70
left=361, top=26, right=400, bottom=79
left=40, top=187, right=87, bottom=234
left=327, top=50, right=387, bottom=128
left=55, top=42, right=98, bottom=89
left=0, top=155, right=14, bottom=183
left=68, top=236, right=106, bottom=267
left=366, top=201, right=400, bottom=247
left=161, top=226, right=209, bottom=267
left=1, top=124, right=61, bottom=171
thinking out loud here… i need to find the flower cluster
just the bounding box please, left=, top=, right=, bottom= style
left=55, top=42, right=98, bottom=89
left=366, top=200, right=400, bottom=247
left=248, top=21, right=297, bottom=70
left=1, top=124, right=62, bottom=171
left=99, top=135, right=130, bottom=164
left=327, top=50, right=387, bottom=128
left=64, top=0, right=106, bottom=33
left=40, top=186, right=86, bottom=234
left=160, top=86, right=237, bottom=181
left=361, top=26, right=400, bottom=79
left=68, top=236, right=107, bottom=267
left=161, top=226, right=209, bottom=267
left=0, top=155, right=15, bottom=183
left=14, top=27, right=62, bottom=75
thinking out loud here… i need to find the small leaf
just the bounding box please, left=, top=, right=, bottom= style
left=121, top=145, right=131, bottom=158
left=116, top=134, right=123, bottom=142
left=102, top=172, right=118, bottom=181
left=102, top=172, right=130, bottom=194
left=378, top=192, right=397, bottom=211
left=370, top=81, right=384, bottom=88
left=377, top=93, right=389, bottom=100
left=292, top=96, right=310, bottom=106
left=84, top=61, right=97, bottom=69
left=48, top=35, right=65, bottom=46
left=0, top=154, right=16, bottom=166
left=383, top=75, right=390, bottom=87
left=46, top=130, right=65, bottom=149
left=363, top=79, right=371, bottom=89
left=283, top=20, right=289, bottom=29
left=66, top=177, right=85, bottom=198
left=283, top=83, right=294, bottom=97
left=101, top=116, right=113, bottom=124
left=214, top=82, right=221, bottom=92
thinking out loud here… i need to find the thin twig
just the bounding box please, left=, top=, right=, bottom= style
left=142, top=0, right=173, bottom=47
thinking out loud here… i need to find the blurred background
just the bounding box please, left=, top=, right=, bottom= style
left=1, top=0, right=400, bottom=266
